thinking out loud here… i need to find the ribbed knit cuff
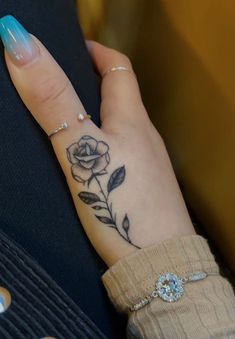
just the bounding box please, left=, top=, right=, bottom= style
left=102, top=234, right=220, bottom=313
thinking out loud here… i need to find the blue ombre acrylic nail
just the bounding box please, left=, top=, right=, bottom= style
left=0, top=15, right=38, bottom=65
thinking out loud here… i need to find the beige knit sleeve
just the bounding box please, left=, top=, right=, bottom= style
left=102, top=235, right=235, bottom=338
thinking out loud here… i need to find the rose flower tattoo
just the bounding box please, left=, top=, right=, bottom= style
left=67, top=135, right=140, bottom=248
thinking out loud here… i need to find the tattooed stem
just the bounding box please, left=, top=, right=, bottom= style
left=93, top=173, right=113, bottom=222
left=125, top=232, right=131, bottom=243
left=92, top=172, right=139, bottom=248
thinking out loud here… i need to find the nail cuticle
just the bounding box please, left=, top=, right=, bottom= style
left=14, top=37, right=41, bottom=69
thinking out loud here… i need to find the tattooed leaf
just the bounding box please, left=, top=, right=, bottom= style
left=95, top=215, right=114, bottom=224
left=122, top=214, right=130, bottom=233
left=92, top=205, right=106, bottom=210
left=107, top=166, right=126, bottom=194
left=78, top=192, right=101, bottom=205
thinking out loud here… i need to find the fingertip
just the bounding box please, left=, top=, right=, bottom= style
left=0, top=15, right=39, bottom=66
left=85, top=39, right=91, bottom=51
left=85, top=40, right=102, bottom=55
left=85, top=39, right=93, bottom=49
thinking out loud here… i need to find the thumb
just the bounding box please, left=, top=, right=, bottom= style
left=0, top=15, right=132, bottom=265
left=0, top=15, right=100, bottom=149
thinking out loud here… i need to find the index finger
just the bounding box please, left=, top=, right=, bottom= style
left=86, top=40, right=145, bottom=126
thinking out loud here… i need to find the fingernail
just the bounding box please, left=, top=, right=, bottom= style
left=0, top=15, right=39, bottom=65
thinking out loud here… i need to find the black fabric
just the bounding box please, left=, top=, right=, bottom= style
left=0, top=230, right=107, bottom=339
left=0, top=0, right=126, bottom=338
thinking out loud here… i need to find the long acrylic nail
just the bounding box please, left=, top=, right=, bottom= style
left=0, top=15, right=39, bottom=65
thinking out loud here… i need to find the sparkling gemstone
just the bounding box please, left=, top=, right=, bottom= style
left=156, top=273, right=184, bottom=302
left=188, top=271, right=207, bottom=281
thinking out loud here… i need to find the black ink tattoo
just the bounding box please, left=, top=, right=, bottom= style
left=66, top=135, right=140, bottom=248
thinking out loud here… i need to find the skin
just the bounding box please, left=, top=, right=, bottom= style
left=5, top=37, right=195, bottom=267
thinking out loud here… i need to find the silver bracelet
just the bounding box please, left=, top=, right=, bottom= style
left=130, top=271, right=213, bottom=311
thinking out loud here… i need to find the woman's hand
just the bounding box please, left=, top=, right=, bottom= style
left=0, top=15, right=195, bottom=266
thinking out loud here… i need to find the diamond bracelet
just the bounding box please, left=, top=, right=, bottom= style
left=130, top=271, right=211, bottom=311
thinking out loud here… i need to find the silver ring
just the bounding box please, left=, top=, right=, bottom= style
left=102, top=66, right=132, bottom=78
left=48, top=122, right=68, bottom=138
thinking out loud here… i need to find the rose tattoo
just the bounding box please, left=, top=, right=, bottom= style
left=67, top=135, right=140, bottom=248
left=67, top=135, right=110, bottom=184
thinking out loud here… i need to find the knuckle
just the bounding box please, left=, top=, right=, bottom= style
left=158, top=133, right=166, bottom=148
left=110, top=49, right=132, bottom=67
left=154, top=130, right=167, bottom=152
left=118, top=52, right=132, bottom=66
left=32, top=76, right=70, bottom=106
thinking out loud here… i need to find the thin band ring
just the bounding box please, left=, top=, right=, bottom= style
left=48, top=113, right=92, bottom=139
left=48, top=122, right=68, bottom=138
left=102, top=66, right=132, bottom=78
